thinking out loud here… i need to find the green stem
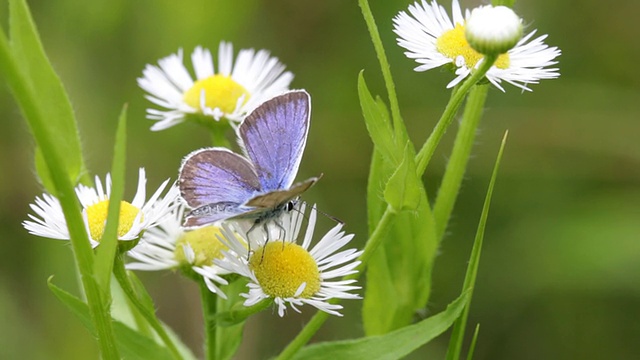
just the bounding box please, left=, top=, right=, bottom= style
left=358, top=0, right=407, bottom=141
left=276, top=310, right=329, bottom=360
left=210, top=125, right=231, bottom=148
left=433, top=84, right=490, bottom=240
left=0, top=29, right=120, bottom=359
left=113, top=255, right=183, bottom=359
left=200, top=281, right=217, bottom=360
left=415, top=55, right=498, bottom=176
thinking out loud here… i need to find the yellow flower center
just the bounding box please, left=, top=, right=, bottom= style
left=249, top=241, right=321, bottom=299
left=174, top=226, right=228, bottom=267
left=86, top=200, right=142, bottom=241
left=183, top=75, right=250, bottom=114
left=436, top=24, right=510, bottom=69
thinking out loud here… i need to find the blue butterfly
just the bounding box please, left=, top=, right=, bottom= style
left=179, top=90, right=319, bottom=228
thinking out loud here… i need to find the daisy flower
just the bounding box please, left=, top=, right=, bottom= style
left=138, top=41, right=294, bottom=131
left=393, top=0, right=561, bottom=91
left=23, top=168, right=178, bottom=248
left=216, top=203, right=363, bottom=317
left=127, top=204, right=231, bottom=297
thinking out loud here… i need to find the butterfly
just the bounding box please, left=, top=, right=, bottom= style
left=178, top=90, right=319, bottom=228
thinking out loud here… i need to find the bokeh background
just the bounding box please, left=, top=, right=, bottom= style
left=1, top=0, right=639, bottom=359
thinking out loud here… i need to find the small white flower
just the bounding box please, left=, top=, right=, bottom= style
left=127, top=205, right=231, bottom=298
left=138, top=42, right=294, bottom=131
left=23, top=168, right=178, bottom=248
left=216, top=203, right=362, bottom=317
left=393, top=0, right=561, bottom=91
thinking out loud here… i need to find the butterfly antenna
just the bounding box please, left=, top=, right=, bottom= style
left=294, top=200, right=344, bottom=225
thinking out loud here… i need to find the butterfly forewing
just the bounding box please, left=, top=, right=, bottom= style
left=239, top=90, right=311, bottom=192
left=179, top=148, right=261, bottom=208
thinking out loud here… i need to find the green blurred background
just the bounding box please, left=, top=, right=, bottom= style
left=1, top=0, right=639, bottom=359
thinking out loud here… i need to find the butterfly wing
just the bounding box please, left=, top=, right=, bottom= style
left=179, top=148, right=261, bottom=226
left=238, top=90, right=311, bottom=192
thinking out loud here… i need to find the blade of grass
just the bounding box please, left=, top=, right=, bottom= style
left=445, top=131, right=508, bottom=360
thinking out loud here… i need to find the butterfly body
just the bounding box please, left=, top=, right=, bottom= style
left=179, top=90, right=317, bottom=228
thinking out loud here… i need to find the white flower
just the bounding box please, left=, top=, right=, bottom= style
left=138, top=42, right=294, bottom=131
left=393, top=0, right=561, bottom=91
left=127, top=205, right=231, bottom=298
left=216, top=203, right=362, bottom=317
left=23, top=168, right=178, bottom=248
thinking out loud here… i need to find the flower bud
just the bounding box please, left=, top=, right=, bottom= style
left=465, top=5, right=523, bottom=55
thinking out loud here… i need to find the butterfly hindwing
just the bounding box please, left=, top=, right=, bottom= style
left=179, top=148, right=261, bottom=209
left=239, top=90, right=311, bottom=192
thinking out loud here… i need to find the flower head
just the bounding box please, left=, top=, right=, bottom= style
left=138, top=42, right=294, bottom=131
left=127, top=205, right=231, bottom=297
left=23, top=168, right=178, bottom=248
left=393, top=0, right=560, bottom=91
left=216, top=203, right=363, bottom=317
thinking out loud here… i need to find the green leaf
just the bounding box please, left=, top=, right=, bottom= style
left=48, top=277, right=174, bottom=360
left=293, top=291, right=469, bottom=360
left=363, top=186, right=438, bottom=335
left=113, top=322, right=174, bottom=360
left=358, top=71, right=399, bottom=166
left=8, top=0, right=86, bottom=190
left=127, top=270, right=159, bottom=316
left=94, top=105, right=128, bottom=293
left=446, top=131, right=508, bottom=360
left=383, top=142, right=422, bottom=212
left=361, top=245, right=398, bottom=334
left=366, top=148, right=389, bottom=234
left=47, top=276, right=95, bottom=333
left=364, top=141, right=437, bottom=336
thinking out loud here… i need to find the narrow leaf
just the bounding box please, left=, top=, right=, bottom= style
left=127, top=270, right=159, bottom=315
left=113, top=322, right=173, bottom=360
left=383, top=142, right=422, bottom=212
left=366, top=148, right=389, bottom=235
left=358, top=71, right=399, bottom=165
left=294, top=291, right=469, bottom=360
left=466, top=324, right=480, bottom=360
left=9, top=0, right=86, bottom=189
left=94, top=105, right=128, bottom=292
left=47, top=277, right=95, bottom=334
left=446, top=131, right=508, bottom=360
